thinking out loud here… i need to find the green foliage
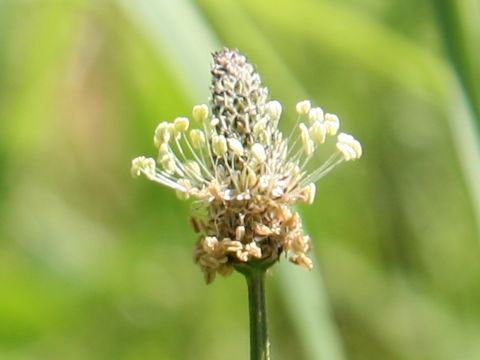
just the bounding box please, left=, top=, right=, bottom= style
left=0, top=0, right=479, bottom=359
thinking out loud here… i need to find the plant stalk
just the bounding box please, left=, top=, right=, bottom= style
left=238, top=264, right=270, bottom=360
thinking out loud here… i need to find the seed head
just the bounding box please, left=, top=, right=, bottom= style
left=132, top=48, right=362, bottom=283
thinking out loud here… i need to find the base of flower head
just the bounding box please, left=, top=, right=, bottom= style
left=191, top=196, right=313, bottom=284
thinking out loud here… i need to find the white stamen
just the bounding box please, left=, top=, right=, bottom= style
left=305, top=183, right=316, bottom=204
left=309, top=121, right=327, bottom=145
left=266, top=100, right=282, bottom=122
left=131, top=156, right=156, bottom=179
left=192, top=104, right=209, bottom=122
left=212, top=135, right=228, bottom=156
left=227, top=138, right=244, bottom=156
left=308, top=107, right=324, bottom=125
left=336, top=132, right=362, bottom=161
left=296, top=100, right=311, bottom=115
left=154, top=122, right=171, bottom=147
left=251, top=143, right=266, bottom=163
left=299, top=123, right=314, bottom=156
left=324, top=113, right=340, bottom=135
left=176, top=179, right=191, bottom=200
left=253, top=118, right=268, bottom=135
left=189, top=129, right=206, bottom=149
left=174, top=117, right=190, bottom=132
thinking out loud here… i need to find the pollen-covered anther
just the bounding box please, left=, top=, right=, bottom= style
left=227, top=138, right=244, bottom=157
left=296, top=100, right=311, bottom=115
left=308, top=107, right=324, bottom=124
left=291, top=254, right=313, bottom=270
left=245, top=242, right=262, bottom=258
left=324, top=113, right=340, bottom=135
left=175, top=179, right=191, bottom=200
left=236, top=251, right=249, bottom=262
left=158, top=143, right=169, bottom=156
left=336, top=132, right=362, bottom=161
left=254, top=223, right=273, bottom=236
left=222, top=238, right=244, bottom=253
left=235, top=226, right=245, bottom=241
left=159, top=153, right=176, bottom=174
left=265, top=100, right=282, bottom=122
left=258, top=175, right=270, bottom=190
left=244, top=167, right=257, bottom=188
left=189, top=129, right=206, bottom=149
left=212, top=135, right=228, bottom=156
left=167, top=122, right=178, bottom=140
left=277, top=204, right=293, bottom=222
left=154, top=122, right=171, bottom=147
left=285, top=162, right=300, bottom=177
left=131, top=156, right=156, bottom=179
left=299, top=123, right=314, bottom=156
left=309, top=121, right=327, bottom=145
left=202, top=236, right=219, bottom=253
left=185, top=160, right=202, bottom=178
left=271, top=186, right=284, bottom=198
left=206, top=178, right=225, bottom=200
left=210, top=118, right=219, bottom=127
left=251, top=143, right=266, bottom=163
left=192, top=104, right=209, bottom=122
left=174, top=117, right=189, bottom=132
left=299, top=183, right=316, bottom=204
left=253, top=119, right=268, bottom=136
left=286, top=234, right=313, bottom=270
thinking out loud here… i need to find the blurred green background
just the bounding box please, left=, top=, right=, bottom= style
left=1, top=0, right=480, bottom=359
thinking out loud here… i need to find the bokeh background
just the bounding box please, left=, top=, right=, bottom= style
left=1, top=0, right=480, bottom=359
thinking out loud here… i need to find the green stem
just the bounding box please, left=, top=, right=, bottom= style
left=237, top=264, right=270, bottom=360
left=433, top=0, right=480, bottom=127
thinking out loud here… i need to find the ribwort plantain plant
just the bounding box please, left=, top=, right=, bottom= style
left=132, top=48, right=362, bottom=360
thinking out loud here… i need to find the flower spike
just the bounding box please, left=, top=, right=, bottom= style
left=132, top=48, right=362, bottom=283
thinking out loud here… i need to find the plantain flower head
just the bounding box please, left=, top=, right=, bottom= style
left=132, top=48, right=362, bottom=283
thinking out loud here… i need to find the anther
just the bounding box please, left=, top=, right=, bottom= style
left=296, top=100, right=311, bottom=115
left=324, top=113, right=340, bottom=135
left=192, top=104, right=209, bottom=122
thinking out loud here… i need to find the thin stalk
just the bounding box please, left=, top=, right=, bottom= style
left=433, top=0, right=480, bottom=127
left=237, top=264, right=270, bottom=360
